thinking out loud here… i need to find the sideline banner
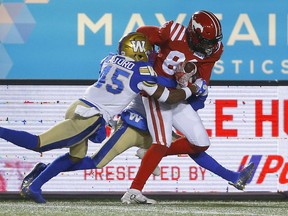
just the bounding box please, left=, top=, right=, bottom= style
left=0, top=85, right=287, bottom=193
left=0, top=0, right=287, bottom=80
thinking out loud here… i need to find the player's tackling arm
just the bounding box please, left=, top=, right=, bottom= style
left=155, top=85, right=196, bottom=104
left=137, top=81, right=203, bottom=104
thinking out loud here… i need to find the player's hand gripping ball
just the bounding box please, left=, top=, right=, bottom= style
left=175, top=61, right=197, bottom=87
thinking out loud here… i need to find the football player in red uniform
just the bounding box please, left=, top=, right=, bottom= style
left=121, top=10, right=254, bottom=204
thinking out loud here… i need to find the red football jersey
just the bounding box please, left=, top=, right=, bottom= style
left=137, top=21, right=224, bottom=85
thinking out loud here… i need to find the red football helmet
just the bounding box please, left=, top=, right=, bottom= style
left=186, top=10, right=223, bottom=56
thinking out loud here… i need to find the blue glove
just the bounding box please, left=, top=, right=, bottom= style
left=194, top=78, right=207, bottom=96
left=88, top=119, right=107, bottom=143
left=187, top=94, right=208, bottom=111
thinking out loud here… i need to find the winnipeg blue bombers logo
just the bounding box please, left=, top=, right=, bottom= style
left=130, top=40, right=146, bottom=52
left=121, top=109, right=148, bottom=131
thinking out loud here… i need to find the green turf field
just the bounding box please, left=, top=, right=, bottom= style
left=0, top=199, right=287, bottom=216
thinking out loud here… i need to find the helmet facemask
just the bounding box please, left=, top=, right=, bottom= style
left=192, top=31, right=222, bottom=56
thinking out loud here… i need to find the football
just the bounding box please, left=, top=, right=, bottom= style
left=175, top=61, right=198, bottom=87
left=184, top=61, right=197, bottom=74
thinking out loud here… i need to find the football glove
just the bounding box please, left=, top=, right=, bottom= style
left=194, top=78, right=208, bottom=96
left=187, top=94, right=208, bottom=111
left=175, top=61, right=197, bottom=87
left=88, top=120, right=107, bottom=143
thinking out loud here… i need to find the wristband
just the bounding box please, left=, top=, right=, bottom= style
left=182, top=87, right=192, bottom=99
left=157, top=87, right=170, bottom=102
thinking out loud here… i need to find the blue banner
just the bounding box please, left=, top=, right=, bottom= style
left=0, top=0, right=287, bottom=80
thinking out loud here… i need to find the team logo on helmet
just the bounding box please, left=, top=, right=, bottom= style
left=192, top=20, right=204, bottom=33
left=130, top=40, right=146, bottom=53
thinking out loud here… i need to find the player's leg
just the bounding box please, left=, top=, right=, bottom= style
left=122, top=142, right=166, bottom=204
left=0, top=100, right=103, bottom=152
left=165, top=135, right=254, bottom=190
left=21, top=137, right=89, bottom=203
left=20, top=101, right=104, bottom=194
left=172, top=103, right=254, bottom=189
left=0, top=127, right=39, bottom=151
left=190, top=151, right=254, bottom=190
left=91, top=121, right=152, bottom=168
left=172, top=103, right=241, bottom=181
left=27, top=100, right=105, bottom=182
left=165, top=136, right=208, bottom=155
left=0, top=100, right=79, bottom=151
left=130, top=98, right=172, bottom=191
left=20, top=101, right=104, bottom=203
left=122, top=98, right=172, bottom=204
left=20, top=120, right=152, bottom=203
left=38, top=100, right=104, bottom=152
left=20, top=119, right=151, bottom=183
left=67, top=120, right=152, bottom=171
